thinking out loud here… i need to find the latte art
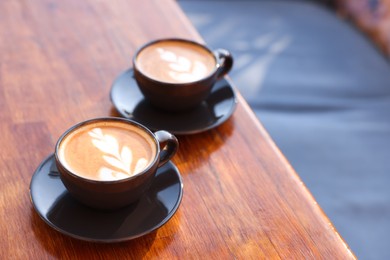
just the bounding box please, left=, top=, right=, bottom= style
left=88, top=128, right=149, bottom=181
left=58, top=122, right=156, bottom=181
left=136, top=40, right=216, bottom=84
left=156, top=47, right=209, bottom=83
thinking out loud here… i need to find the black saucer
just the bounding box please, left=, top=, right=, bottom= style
left=30, top=154, right=183, bottom=243
left=110, top=69, right=237, bottom=135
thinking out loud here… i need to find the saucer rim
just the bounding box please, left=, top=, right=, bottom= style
left=110, top=68, right=238, bottom=135
left=29, top=154, right=183, bottom=243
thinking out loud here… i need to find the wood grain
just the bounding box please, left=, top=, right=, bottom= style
left=0, top=0, right=355, bottom=258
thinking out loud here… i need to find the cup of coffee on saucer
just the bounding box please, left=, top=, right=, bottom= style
left=133, top=38, right=233, bottom=111
left=54, top=117, right=178, bottom=210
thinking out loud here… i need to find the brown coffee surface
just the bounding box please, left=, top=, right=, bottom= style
left=136, top=40, right=216, bottom=83
left=58, top=121, right=156, bottom=181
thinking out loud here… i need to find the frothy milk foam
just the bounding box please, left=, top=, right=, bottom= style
left=136, top=40, right=216, bottom=83
left=59, top=121, right=156, bottom=181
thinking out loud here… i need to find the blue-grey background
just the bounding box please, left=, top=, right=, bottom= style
left=179, top=0, right=390, bottom=259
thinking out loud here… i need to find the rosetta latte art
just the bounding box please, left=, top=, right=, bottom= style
left=88, top=128, right=148, bottom=181
left=156, top=47, right=208, bottom=82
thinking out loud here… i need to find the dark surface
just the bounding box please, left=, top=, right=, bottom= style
left=30, top=154, right=183, bottom=242
left=110, top=69, right=237, bottom=135
left=179, top=0, right=390, bottom=259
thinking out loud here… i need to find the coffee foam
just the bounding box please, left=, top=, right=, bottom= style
left=136, top=40, right=216, bottom=83
left=59, top=121, right=156, bottom=181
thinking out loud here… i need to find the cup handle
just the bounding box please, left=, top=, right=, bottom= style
left=213, top=48, right=233, bottom=79
left=155, top=130, right=179, bottom=167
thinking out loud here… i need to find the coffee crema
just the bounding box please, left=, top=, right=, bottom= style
left=136, top=40, right=216, bottom=84
left=58, top=121, right=156, bottom=181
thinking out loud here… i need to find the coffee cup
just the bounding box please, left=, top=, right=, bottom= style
left=133, top=38, right=233, bottom=111
left=54, top=117, right=179, bottom=210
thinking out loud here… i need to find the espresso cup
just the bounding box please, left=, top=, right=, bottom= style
left=54, top=117, right=178, bottom=210
left=133, top=38, right=233, bottom=111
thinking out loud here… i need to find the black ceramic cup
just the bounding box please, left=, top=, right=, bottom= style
left=133, top=38, right=233, bottom=111
left=54, top=117, right=178, bottom=210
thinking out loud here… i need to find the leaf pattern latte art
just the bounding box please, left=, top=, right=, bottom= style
left=156, top=47, right=208, bottom=82
left=88, top=128, right=148, bottom=181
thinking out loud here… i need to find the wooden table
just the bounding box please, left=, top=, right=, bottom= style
left=0, top=0, right=355, bottom=258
